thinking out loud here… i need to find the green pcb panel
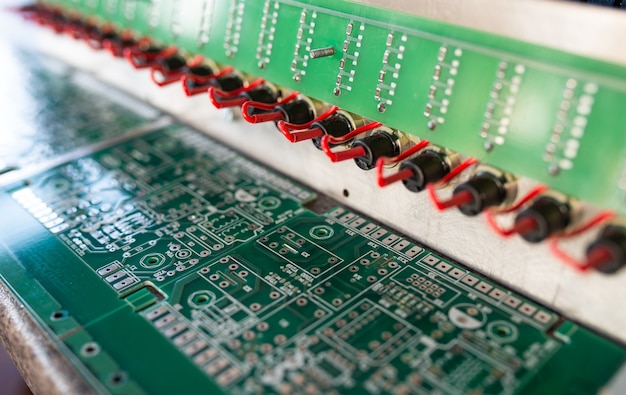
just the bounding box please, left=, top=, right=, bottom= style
left=1, top=125, right=624, bottom=394
left=36, top=0, right=626, bottom=215
left=0, top=46, right=156, bottom=175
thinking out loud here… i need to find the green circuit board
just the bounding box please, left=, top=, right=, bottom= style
left=36, top=0, right=626, bottom=215
left=1, top=125, right=624, bottom=394
left=0, top=47, right=155, bottom=175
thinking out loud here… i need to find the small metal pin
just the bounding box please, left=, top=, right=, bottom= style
left=310, top=46, right=335, bottom=59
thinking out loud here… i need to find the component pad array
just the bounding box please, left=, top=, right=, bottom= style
left=1, top=125, right=624, bottom=394
left=0, top=49, right=152, bottom=174
left=36, top=0, right=626, bottom=215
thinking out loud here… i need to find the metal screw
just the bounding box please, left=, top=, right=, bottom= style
left=310, top=46, right=335, bottom=59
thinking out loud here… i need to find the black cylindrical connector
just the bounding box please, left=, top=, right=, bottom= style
left=276, top=99, right=315, bottom=125
left=99, top=30, right=118, bottom=43
left=127, top=44, right=165, bottom=67
left=243, top=86, right=278, bottom=104
left=186, top=64, right=215, bottom=79
left=399, top=150, right=450, bottom=193
left=352, top=132, right=399, bottom=171
left=43, top=9, right=67, bottom=30
left=84, top=25, right=114, bottom=47
left=240, top=87, right=280, bottom=117
left=157, top=54, right=187, bottom=73
left=64, top=16, right=85, bottom=37
left=453, top=172, right=508, bottom=216
left=586, top=225, right=626, bottom=274
left=138, top=45, right=164, bottom=56
left=212, top=73, right=245, bottom=93
left=182, top=64, right=216, bottom=92
left=103, top=33, right=136, bottom=57
left=311, top=114, right=354, bottom=150
left=514, top=196, right=572, bottom=243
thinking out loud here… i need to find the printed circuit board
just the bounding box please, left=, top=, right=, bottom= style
left=0, top=49, right=154, bottom=175
left=34, top=0, right=626, bottom=215
left=1, top=125, right=624, bottom=394
left=1, top=13, right=625, bottom=392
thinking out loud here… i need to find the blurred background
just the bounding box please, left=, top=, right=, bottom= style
left=0, top=344, right=31, bottom=395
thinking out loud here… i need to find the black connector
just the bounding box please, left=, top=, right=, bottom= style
left=182, top=64, right=217, bottom=95
left=399, top=150, right=450, bottom=193
left=156, top=54, right=187, bottom=74
left=240, top=86, right=278, bottom=105
left=352, top=132, right=400, bottom=171
left=453, top=172, right=509, bottom=216
left=212, top=73, right=245, bottom=93
left=151, top=54, right=189, bottom=85
left=64, top=17, right=86, bottom=39
left=311, top=113, right=354, bottom=150
left=514, top=196, right=572, bottom=243
left=275, top=98, right=315, bottom=125
left=103, top=34, right=136, bottom=57
left=125, top=44, right=167, bottom=68
left=586, top=225, right=626, bottom=273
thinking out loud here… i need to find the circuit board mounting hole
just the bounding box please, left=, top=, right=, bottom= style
left=50, top=310, right=68, bottom=321
left=81, top=342, right=101, bottom=358
left=309, top=225, right=334, bottom=240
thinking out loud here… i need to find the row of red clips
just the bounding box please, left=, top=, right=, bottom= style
left=22, top=4, right=619, bottom=274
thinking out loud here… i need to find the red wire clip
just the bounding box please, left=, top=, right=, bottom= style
left=181, top=66, right=232, bottom=97
left=62, top=19, right=86, bottom=40
left=30, top=7, right=64, bottom=32
left=85, top=26, right=120, bottom=51
left=30, top=9, right=52, bottom=28
left=426, top=158, right=479, bottom=210
left=123, top=44, right=177, bottom=69
left=150, top=55, right=202, bottom=87
left=375, top=140, right=430, bottom=187
left=320, top=122, right=383, bottom=162
left=548, top=211, right=616, bottom=272
left=102, top=31, right=135, bottom=58
left=23, top=6, right=59, bottom=30
left=483, top=185, right=549, bottom=237
left=10, top=4, right=39, bottom=16
left=240, top=92, right=300, bottom=123
left=277, top=106, right=339, bottom=142
left=208, top=78, right=265, bottom=108
left=47, top=13, right=66, bottom=33
left=84, top=29, right=105, bottom=49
